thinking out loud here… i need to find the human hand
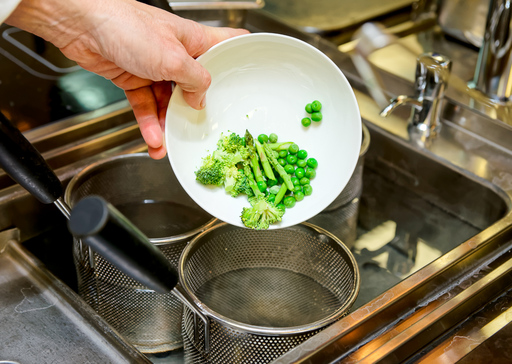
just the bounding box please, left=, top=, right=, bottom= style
left=6, top=0, right=249, bottom=159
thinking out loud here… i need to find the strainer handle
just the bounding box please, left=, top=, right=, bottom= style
left=0, top=111, right=63, bottom=205
left=67, top=195, right=179, bottom=293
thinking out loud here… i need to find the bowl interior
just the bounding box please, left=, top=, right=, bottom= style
left=165, top=33, right=361, bottom=228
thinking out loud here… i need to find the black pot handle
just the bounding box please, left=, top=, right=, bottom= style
left=67, top=195, right=179, bottom=293
left=0, top=111, right=63, bottom=204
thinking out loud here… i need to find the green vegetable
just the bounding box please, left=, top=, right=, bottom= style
left=295, top=167, right=305, bottom=179
left=311, top=100, right=322, bottom=112
left=297, top=150, right=308, bottom=159
left=274, top=183, right=288, bottom=205
left=294, top=191, right=305, bottom=201
left=299, top=177, right=310, bottom=185
left=307, top=158, right=318, bottom=169
left=268, top=141, right=294, bottom=151
left=231, top=167, right=255, bottom=198
left=257, top=180, right=268, bottom=193
left=262, top=143, right=295, bottom=190
left=286, top=154, right=298, bottom=165
left=258, top=134, right=269, bottom=144
left=311, top=112, right=322, bottom=122
left=305, top=103, right=313, bottom=113
left=195, top=132, right=249, bottom=193
left=288, top=143, right=299, bottom=154
left=296, top=159, right=307, bottom=168
left=301, top=117, right=311, bottom=127
left=305, top=167, right=316, bottom=179
left=196, top=129, right=316, bottom=230
left=240, top=195, right=285, bottom=230
left=283, top=196, right=296, bottom=208
left=255, top=140, right=276, bottom=180
left=269, top=133, right=278, bottom=143
left=284, top=164, right=294, bottom=174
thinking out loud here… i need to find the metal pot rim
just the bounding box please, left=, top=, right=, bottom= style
left=64, top=152, right=217, bottom=245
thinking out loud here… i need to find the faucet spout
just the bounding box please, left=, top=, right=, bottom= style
left=472, top=0, right=512, bottom=101
left=380, top=95, right=423, bottom=117
left=380, top=52, right=452, bottom=139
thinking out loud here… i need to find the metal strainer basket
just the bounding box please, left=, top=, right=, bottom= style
left=178, top=222, right=360, bottom=364
left=64, top=153, right=217, bottom=353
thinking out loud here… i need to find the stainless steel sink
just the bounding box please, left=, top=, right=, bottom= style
left=2, top=6, right=512, bottom=364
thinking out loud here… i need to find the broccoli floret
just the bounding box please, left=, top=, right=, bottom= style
left=240, top=195, right=285, bottom=230
left=230, top=167, right=255, bottom=198
left=217, top=132, right=248, bottom=155
left=195, top=155, right=225, bottom=186
left=195, top=132, right=251, bottom=192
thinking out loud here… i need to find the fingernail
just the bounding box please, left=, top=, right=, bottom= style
left=200, top=96, right=206, bottom=109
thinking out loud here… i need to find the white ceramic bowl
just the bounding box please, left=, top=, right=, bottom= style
left=165, top=33, right=361, bottom=229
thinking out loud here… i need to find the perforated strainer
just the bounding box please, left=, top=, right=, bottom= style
left=179, top=222, right=360, bottom=363
left=65, top=153, right=217, bottom=353
left=68, top=196, right=359, bottom=364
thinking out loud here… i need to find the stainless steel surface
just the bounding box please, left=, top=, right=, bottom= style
left=0, top=229, right=151, bottom=363
left=260, top=0, right=415, bottom=34
left=472, top=0, right=512, bottom=101
left=380, top=52, right=452, bottom=140
left=179, top=222, right=359, bottom=363
left=65, top=153, right=216, bottom=353
left=306, top=124, right=370, bottom=249
left=1, top=6, right=512, bottom=364
left=438, top=0, right=489, bottom=47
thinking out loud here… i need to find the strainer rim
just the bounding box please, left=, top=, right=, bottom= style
left=178, top=222, right=360, bottom=335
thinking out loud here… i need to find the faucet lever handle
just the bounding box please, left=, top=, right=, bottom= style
left=381, top=52, right=452, bottom=138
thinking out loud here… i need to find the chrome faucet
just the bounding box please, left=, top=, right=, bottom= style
left=472, top=0, right=512, bottom=101
left=380, top=53, right=452, bottom=139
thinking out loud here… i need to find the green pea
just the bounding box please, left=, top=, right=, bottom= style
left=278, top=150, right=288, bottom=158
left=291, top=176, right=300, bottom=186
left=269, top=133, right=278, bottom=143
left=294, top=191, right=305, bottom=202
left=301, top=117, right=311, bottom=127
left=297, top=149, right=308, bottom=159
left=311, top=112, right=322, bottom=122
left=311, top=100, right=322, bottom=112
left=286, top=154, right=298, bottom=165
left=288, top=143, right=299, bottom=154
left=284, top=164, right=295, bottom=174
left=277, top=203, right=286, bottom=211
left=305, top=167, right=316, bottom=179
left=305, top=103, right=313, bottom=113
left=306, top=158, right=318, bottom=169
left=267, top=194, right=276, bottom=203
left=295, top=167, right=305, bottom=179
left=257, top=180, right=267, bottom=193
left=293, top=185, right=302, bottom=194
left=296, top=159, right=307, bottom=168
left=277, top=158, right=287, bottom=167
left=299, top=177, right=310, bottom=185
left=258, top=134, right=269, bottom=143
left=303, top=184, right=313, bottom=196
left=283, top=196, right=296, bottom=208
left=267, top=179, right=278, bottom=187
